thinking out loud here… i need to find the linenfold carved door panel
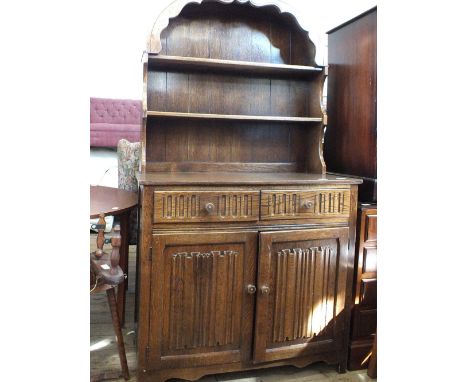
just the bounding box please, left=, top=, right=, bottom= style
left=148, top=231, right=257, bottom=369
left=253, top=228, right=349, bottom=363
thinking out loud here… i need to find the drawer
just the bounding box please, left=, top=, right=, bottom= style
left=260, top=188, right=351, bottom=220
left=351, top=308, right=377, bottom=340
left=364, top=213, right=377, bottom=242
left=360, top=278, right=377, bottom=307
left=153, top=190, right=259, bottom=223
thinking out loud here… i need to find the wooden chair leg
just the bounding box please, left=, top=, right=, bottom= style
left=106, top=287, right=130, bottom=380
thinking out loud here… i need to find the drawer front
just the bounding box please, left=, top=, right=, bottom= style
left=260, top=188, right=351, bottom=220
left=351, top=308, right=377, bottom=340
left=364, top=213, right=377, bottom=242
left=153, top=190, right=259, bottom=223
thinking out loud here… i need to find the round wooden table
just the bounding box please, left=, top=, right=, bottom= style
left=90, top=185, right=138, bottom=326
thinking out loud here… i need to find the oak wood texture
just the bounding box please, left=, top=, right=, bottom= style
left=90, top=236, right=373, bottom=382
left=141, top=0, right=327, bottom=175
left=153, top=190, right=260, bottom=223
left=138, top=185, right=360, bottom=381
left=348, top=204, right=377, bottom=370
left=147, top=111, right=322, bottom=123
left=91, top=185, right=138, bottom=326
left=260, top=189, right=351, bottom=221
left=253, top=228, right=349, bottom=364
left=325, top=7, right=377, bottom=202
left=147, top=0, right=320, bottom=60
left=137, top=1, right=362, bottom=381
left=148, top=55, right=323, bottom=77
left=146, top=231, right=257, bottom=370
left=137, top=172, right=361, bottom=186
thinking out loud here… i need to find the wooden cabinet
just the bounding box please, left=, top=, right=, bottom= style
left=136, top=1, right=361, bottom=381
left=325, top=7, right=377, bottom=202
left=325, top=7, right=377, bottom=370
left=348, top=205, right=377, bottom=370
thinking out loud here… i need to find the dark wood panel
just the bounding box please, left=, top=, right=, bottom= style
left=160, top=1, right=317, bottom=66
left=260, top=188, right=351, bottom=220
left=148, top=231, right=257, bottom=369
left=145, top=162, right=302, bottom=174
left=351, top=308, right=376, bottom=340
left=360, top=278, right=376, bottom=307
left=348, top=339, right=374, bottom=371
left=145, top=119, right=316, bottom=168
left=325, top=7, right=377, bottom=181
left=349, top=204, right=377, bottom=370
left=353, top=206, right=377, bottom=306
left=147, top=73, right=322, bottom=118
left=153, top=190, right=260, bottom=223
left=136, top=171, right=363, bottom=186
left=147, top=71, right=167, bottom=113
left=253, top=227, right=349, bottom=363
left=362, top=247, right=377, bottom=273
left=364, top=213, right=377, bottom=242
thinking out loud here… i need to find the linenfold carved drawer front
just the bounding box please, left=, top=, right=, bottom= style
left=153, top=190, right=259, bottom=223
left=260, top=189, right=351, bottom=220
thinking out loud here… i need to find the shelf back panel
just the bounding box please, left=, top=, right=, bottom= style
left=145, top=119, right=322, bottom=172
left=159, top=1, right=316, bottom=66
left=148, top=71, right=323, bottom=118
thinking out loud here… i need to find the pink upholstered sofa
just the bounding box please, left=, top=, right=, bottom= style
left=90, top=97, right=142, bottom=147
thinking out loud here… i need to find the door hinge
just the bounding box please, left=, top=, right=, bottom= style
left=143, top=345, right=151, bottom=371
left=145, top=345, right=151, bottom=363
left=148, top=247, right=153, bottom=262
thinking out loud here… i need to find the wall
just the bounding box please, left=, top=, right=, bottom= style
left=89, top=0, right=376, bottom=99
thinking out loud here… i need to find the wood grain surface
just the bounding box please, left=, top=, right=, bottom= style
left=136, top=1, right=363, bottom=381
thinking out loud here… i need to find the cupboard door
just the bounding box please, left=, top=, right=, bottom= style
left=147, top=231, right=257, bottom=370
left=253, top=228, right=349, bottom=363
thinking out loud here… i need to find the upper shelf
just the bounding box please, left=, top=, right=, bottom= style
left=147, top=54, right=325, bottom=78
left=146, top=111, right=322, bottom=123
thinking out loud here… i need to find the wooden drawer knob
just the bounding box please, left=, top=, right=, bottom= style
left=302, top=200, right=313, bottom=209
left=204, top=202, right=215, bottom=215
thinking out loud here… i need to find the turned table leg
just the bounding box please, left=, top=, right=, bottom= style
left=117, top=210, right=130, bottom=326
left=107, top=287, right=130, bottom=380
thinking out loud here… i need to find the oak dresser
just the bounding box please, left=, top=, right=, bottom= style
left=136, top=1, right=362, bottom=381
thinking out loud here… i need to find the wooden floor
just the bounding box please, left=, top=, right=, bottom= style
left=90, top=234, right=375, bottom=382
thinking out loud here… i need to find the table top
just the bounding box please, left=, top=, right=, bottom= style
left=90, top=185, right=138, bottom=219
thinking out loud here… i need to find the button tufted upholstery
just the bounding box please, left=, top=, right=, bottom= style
left=90, top=97, right=142, bottom=147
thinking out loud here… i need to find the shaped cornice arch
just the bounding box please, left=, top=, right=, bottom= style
left=147, top=0, right=324, bottom=65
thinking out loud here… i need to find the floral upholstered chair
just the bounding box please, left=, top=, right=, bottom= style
left=117, top=139, right=141, bottom=245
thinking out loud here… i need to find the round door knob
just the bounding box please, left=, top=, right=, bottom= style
left=204, top=202, right=215, bottom=215
left=302, top=200, right=313, bottom=209
left=246, top=284, right=257, bottom=294
left=261, top=285, right=270, bottom=295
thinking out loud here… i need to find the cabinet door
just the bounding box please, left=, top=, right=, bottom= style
left=253, top=228, right=349, bottom=363
left=147, top=231, right=257, bottom=370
